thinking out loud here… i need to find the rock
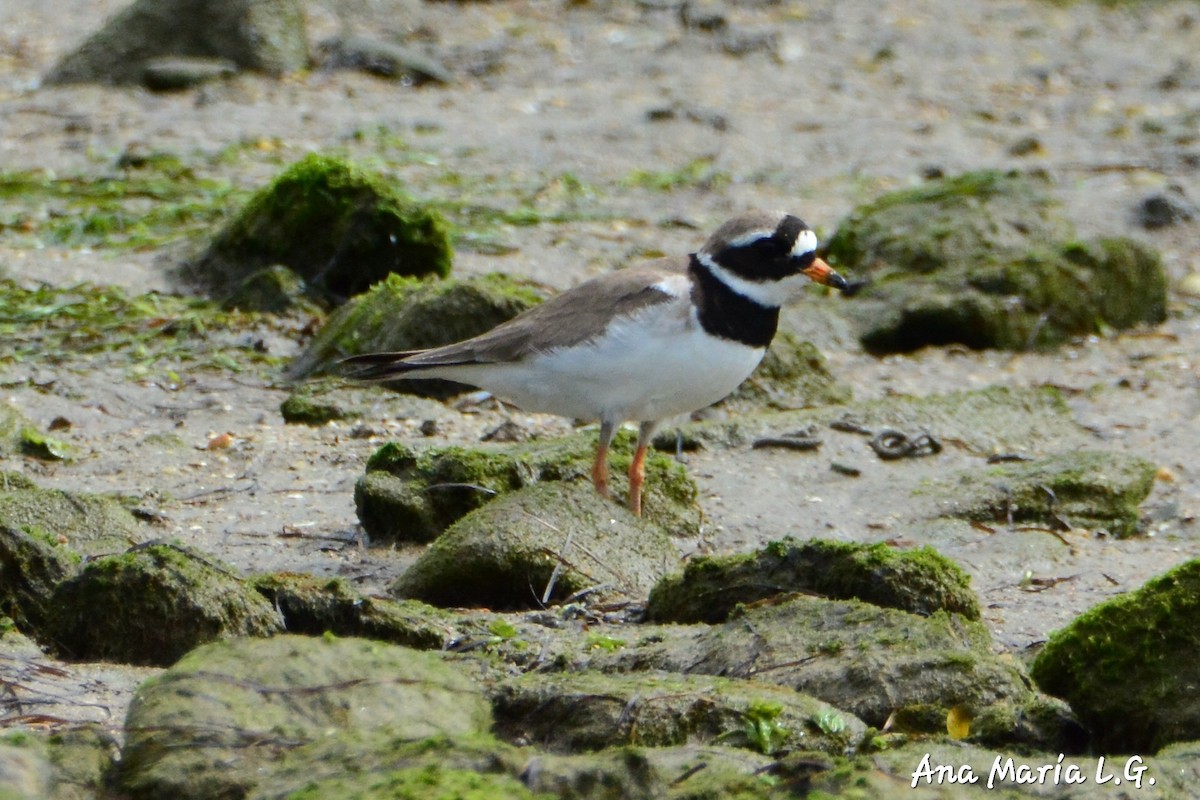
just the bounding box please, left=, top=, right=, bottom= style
left=117, top=635, right=494, bottom=800
left=1136, top=190, right=1196, bottom=229
left=279, top=379, right=358, bottom=425
left=825, top=170, right=1169, bottom=352
left=0, top=404, right=29, bottom=454
left=522, top=745, right=782, bottom=799
left=0, top=522, right=79, bottom=636
left=46, top=542, right=283, bottom=665
left=0, top=471, right=147, bottom=557
left=183, top=154, right=453, bottom=302
left=720, top=330, right=852, bottom=411
left=0, top=742, right=51, bottom=800
left=286, top=271, right=547, bottom=390
left=357, top=429, right=700, bottom=543
left=0, top=725, right=119, bottom=800
left=646, top=537, right=981, bottom=624
left=141, top=56, right=237, bottom=91
left=44, top=0, right=307, bottom=85
left=391, top=482, right=680, bottom=609
left=929, top=450, right=1157, bottom=537
left=594, top=596, right=1077, bottom=750
left=1031, top=558, right=1200, bottom=752
left=314, top=35, right=453, bottom=84
left=265, top=764, right=538, bottom=800
left=491, top=671, right=867, bottom=755
left=219, top=264, right=312, bottom=313
left=249, top=571, right=453, bottom=649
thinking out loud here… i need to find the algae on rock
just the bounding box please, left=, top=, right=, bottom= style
left=357, top=428, right=700, bottom=543
left=184, top=154, right=453, bottom=302
left=1031, top=558, right=1200, bottom=753
left=46, top=543, right=283, bottom=666
left=647, top=537, right=981, bottom=624
left=491, top=670, right=867, bottom=756
left=826, top=169, right=1168, bottom=353
left=391, top=481, right=680, bottom=609
left=44, top=0, right=308, bottom=85
left=286, top=271, right=547, bottom=390
left=249, top=571, right=454, bottom=649
left=927, top=450, right=1157, bottom=537
left=118, top=635, right=493, bottom=800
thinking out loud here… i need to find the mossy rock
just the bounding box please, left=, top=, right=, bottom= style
left=525, top=746, right=776, bottom=799
left=246, top=732, right=531, bottom=800
left=220, top=264, right=317, bottom=313
left=593, top=596, right=1075, bottom=750
left=279, top=378, right=359, bottom=425
left=0, top=523, right=80, bottom=637
left=285, top=271, right=547, bottom=394
left=276, top=765, right=541, bottom=800
left=44, top=0, right=307, bottom=85
left=249, top=571, right=454, bottom=649
left=491, top=671, right=867, bottom=756
left=826, top=170, right=1168, bottom=352
left=119, top=636, right=493, bottom=800
left=721, top=330, right=852, bottom=411
left=46, top=543, right=283, bottom=665
left=357, top=428, right=700, bottom=543
left=391, top=482, right=679, bottom=610
left=0, top=725, right=119, bottom=800
left=646, top=537, right=980, bottom=624
left=1030, top=558, right=1200, bottom=752
left=928, top=450, right=1157, bottom=537
left=0, top=741, right=51, bottom=800
left=185, top=154, right=452, bottom=301
left=0, top=404, right=28, bottom=454
left=0, top=472, right=146, bottom=556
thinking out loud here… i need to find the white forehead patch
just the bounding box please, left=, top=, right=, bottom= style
left=791, top=229, right=818, bottom=258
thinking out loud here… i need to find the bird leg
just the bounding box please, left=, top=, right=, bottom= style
left=628, top=421, right=659, bottom=517
left=592, top=420, right=617, bottom=498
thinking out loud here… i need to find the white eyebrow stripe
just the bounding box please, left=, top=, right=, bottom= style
left=791, top=229, right=818, bottom=257
left=725, top=229, right=776, bottom=249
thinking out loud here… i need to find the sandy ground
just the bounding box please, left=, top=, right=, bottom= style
left=1, top=0, right=1199, bottom=730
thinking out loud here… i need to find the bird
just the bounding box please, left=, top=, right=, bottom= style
left=342, top=211, right=850, bottom=517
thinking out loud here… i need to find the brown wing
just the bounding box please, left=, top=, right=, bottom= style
left=341, top=258, right=688, bottom=380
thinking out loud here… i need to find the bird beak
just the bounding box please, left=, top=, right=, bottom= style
left=801, top=257, right=850, bottom=293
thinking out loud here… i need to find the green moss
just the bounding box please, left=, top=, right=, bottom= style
left=358, top=428, right=699, bottom=543
left=249, top=571, right=452, bottom=649
left=391, top=481, right=679, bottom=610
left=933, top=450, right=1157, bottom=537
left=286, top=271, right=547, bottom=388
left=825, top=170, right=1168, bottom=353
left=47, top=542, right=283, bottom=665
left=283, top=764, right=544, bottom=800
left=0, top=522, right=80, bottom=636
left=623, top=156, right=730, bottom=192
left=647, top=537, right=980, bottom=624
left=279, top=389, right=354, bottom=426
left=1030, top=558, right=1200, bottom=752
left=188, top=153, right=453, bottom=300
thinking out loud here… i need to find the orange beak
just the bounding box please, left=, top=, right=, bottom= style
left=801, top=257, right=849, bottom=292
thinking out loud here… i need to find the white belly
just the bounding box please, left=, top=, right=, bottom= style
left=421, top=307, right=765, bottom=423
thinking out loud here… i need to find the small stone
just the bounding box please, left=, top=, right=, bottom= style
left=1137, top=191, right=1196, bottom=229
left=142, top=57, right=237, bottom=91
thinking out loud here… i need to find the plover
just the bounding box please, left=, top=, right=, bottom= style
left=343, top=211, right=850, bottom=516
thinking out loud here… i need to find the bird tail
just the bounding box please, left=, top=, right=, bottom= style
left=338, top=351, right=428, bottom=381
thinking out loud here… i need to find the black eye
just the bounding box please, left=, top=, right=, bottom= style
left=749, top=236, right=787, bottom=259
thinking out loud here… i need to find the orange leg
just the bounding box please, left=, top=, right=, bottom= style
left=628, top=421, right=658, bottom=517
left=592, top=421, right=616, bottom=498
